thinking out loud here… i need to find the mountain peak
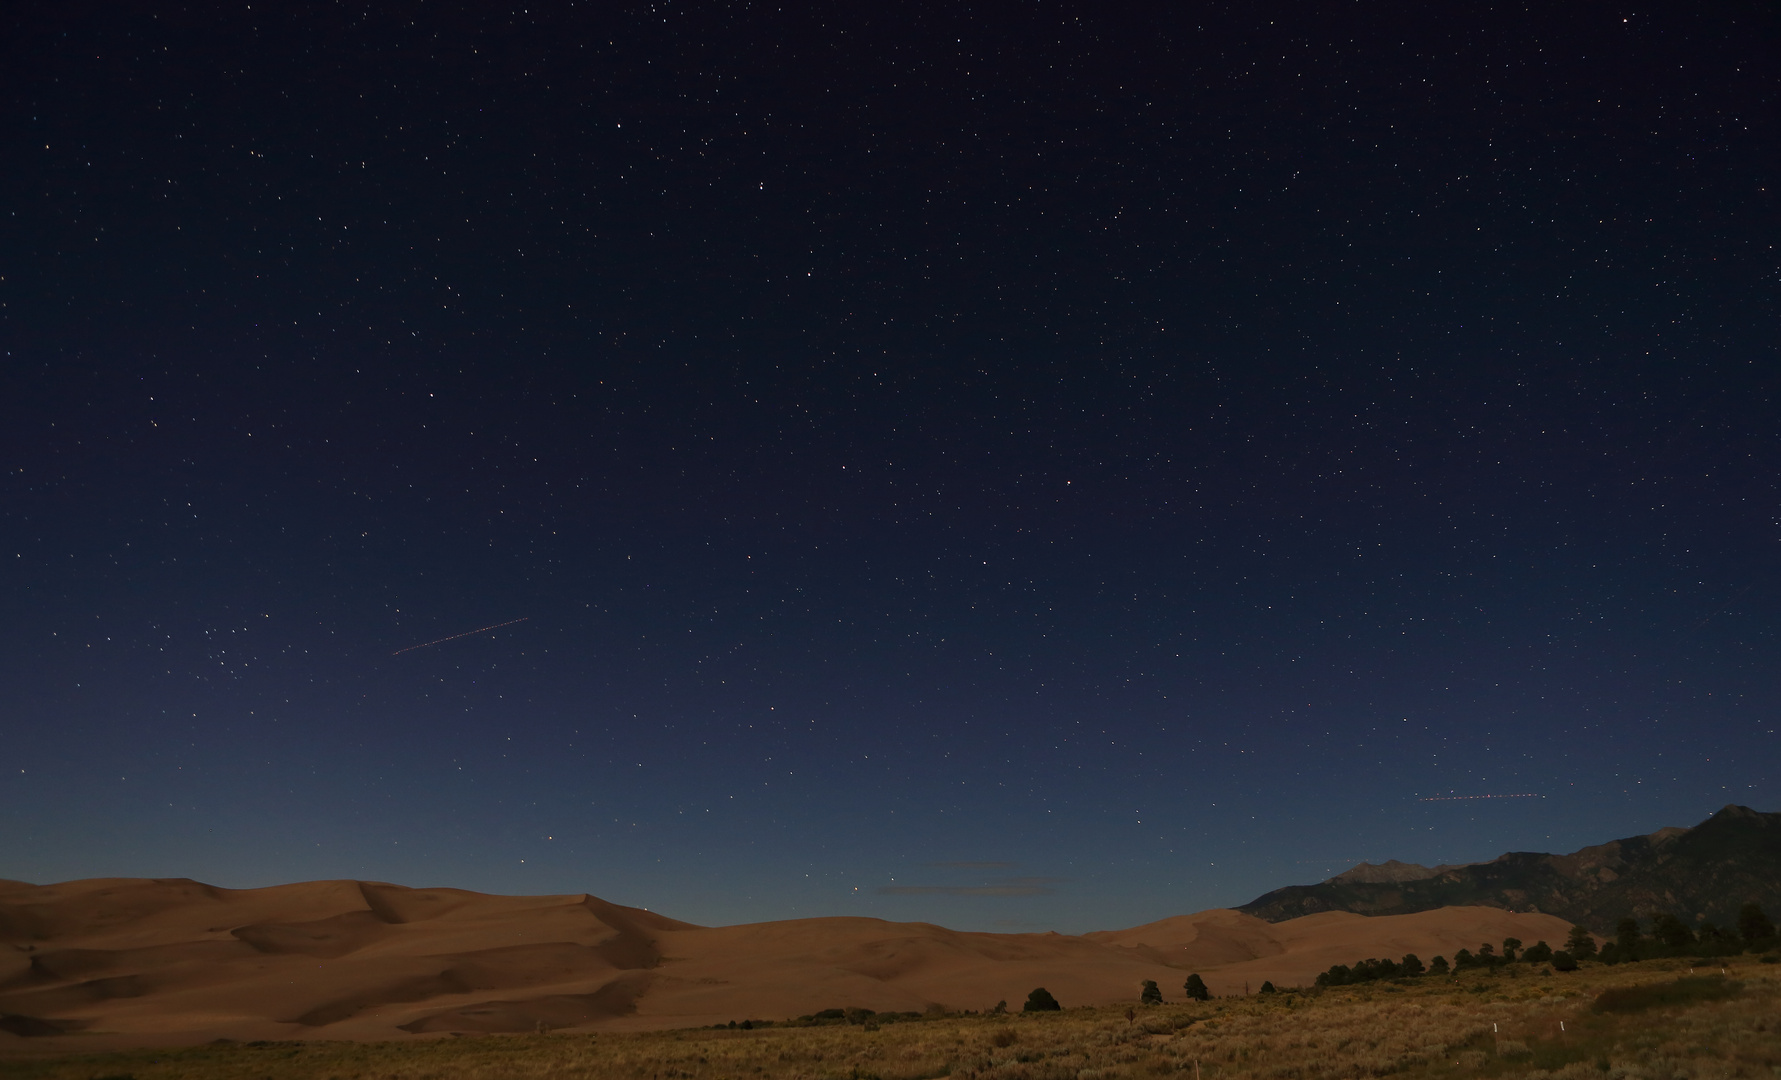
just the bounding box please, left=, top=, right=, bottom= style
left=1711, top=804, right=1767, bottom=822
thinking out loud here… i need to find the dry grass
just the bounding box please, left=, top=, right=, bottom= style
left=4, top=958, right=1777, bottom=1080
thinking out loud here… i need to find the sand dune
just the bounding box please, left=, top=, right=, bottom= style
left=0, top=877, right=1577, bottom=1054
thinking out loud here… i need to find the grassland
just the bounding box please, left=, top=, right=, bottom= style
left=4, top=958, right=1776, bottom=1080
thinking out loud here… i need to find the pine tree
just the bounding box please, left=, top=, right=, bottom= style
left=1738, top=903, right=1775, bottom=946
left=1564, top=924, right=1598, bottom=960
left=1651, top=913, right=1695, bottom=951
left=1140, top=980, right=1162, bottom=1005
left=1022, top=988, right=1061, bottom=1012
left=1183, top=973, right=1210, bottom=1001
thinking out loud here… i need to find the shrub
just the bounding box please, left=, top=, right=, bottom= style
left=1521, top=940, right=1553, bottom=964
left=1140, top=980, right=1162, bottom=1005
left=1551, top=950, right=1579, bottom=972
left=1023, top=988, right=1061, bottom=1012
left=1259, top=981, right=1276, bottom=994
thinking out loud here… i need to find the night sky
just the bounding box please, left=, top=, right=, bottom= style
left=3, top=2, right=1777, bottom=934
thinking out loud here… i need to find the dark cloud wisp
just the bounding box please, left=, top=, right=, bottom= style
left=879, top=878, right=1064, bottom=897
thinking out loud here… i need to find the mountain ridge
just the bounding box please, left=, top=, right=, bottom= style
left=1239, top=804, right=1781, bottom=931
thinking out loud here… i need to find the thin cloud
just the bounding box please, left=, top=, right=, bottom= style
left=877, top=876, right=1066, bottom=897
left=878, top=884, right=1054, bottom=897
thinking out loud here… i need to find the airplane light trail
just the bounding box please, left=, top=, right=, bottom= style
left=1418, top=793, right=1542, bottom=802
left=392, top=617, right=530, bottom=656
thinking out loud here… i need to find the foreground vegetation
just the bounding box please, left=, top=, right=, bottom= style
left=5, top=958, right=1777, bottom=1080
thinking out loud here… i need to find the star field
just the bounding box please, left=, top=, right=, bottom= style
left=1, top=1, right=1776, bottom=932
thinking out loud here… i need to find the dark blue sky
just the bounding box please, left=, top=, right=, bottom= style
left=3, top=1, right=1776, bottom=933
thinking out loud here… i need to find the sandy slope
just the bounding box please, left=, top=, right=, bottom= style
left=0, top=877, right=1576, bottom=1054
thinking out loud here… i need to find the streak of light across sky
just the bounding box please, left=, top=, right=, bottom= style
left=391, top=618, right=532, bottom=656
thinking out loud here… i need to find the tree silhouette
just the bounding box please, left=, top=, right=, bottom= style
left=1022, top=988, right=1061, bottom=1012
left=1651, top=913, right=1695, bottom=951
left=1564, top=924, right=1597, bottom=960
left=1183, top=973, right=1210, bottom=1001
left=1140, top=980, right=1162, bottom=1005
left=1739, top=903, right=1775, bottom=946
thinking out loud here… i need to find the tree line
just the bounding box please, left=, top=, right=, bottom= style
left=1314, top=902, right=1776, bottom=988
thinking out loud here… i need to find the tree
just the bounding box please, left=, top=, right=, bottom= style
left=1477, top=943, right=1496, bottom=967
left=1428, top=955, right=1450, bottom=975
left=1023, top=988, right=1061, bottom=1012
left=1400, top=953, right=1426, bottom=976
left=1184, top=973, right=1210, bottom=1001
left=1501, top=938, right=1522, bottom=963
left=1452, top=948, right=1475, bottom=970
left=1521, top=940, right=1553, bottom=964
left=1315, top=964, right=1351, bottom=988
left=1565, top=924, right=1598, bottom=960
left=1140, top=980, right=1162, bottom=1005
left=1739, top=902, right=1776, bottom=947
left=1259, top=981, right=1277, bottom=994
left=1615, top=917, right=1642, bottom=961
left=1651, top=913, right=1695, bottom=951
left=1551, top=950, right=1579, bottom=972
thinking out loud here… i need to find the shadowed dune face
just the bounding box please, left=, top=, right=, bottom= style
left=0, top=877, right=1576, bottom=1054
left=232, top=910, right=392, bottom=958
left=398, top=972, right=657, bottom=1034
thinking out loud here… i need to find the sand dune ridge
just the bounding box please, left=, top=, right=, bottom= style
left=0, top=876, right=1575, bottom=1054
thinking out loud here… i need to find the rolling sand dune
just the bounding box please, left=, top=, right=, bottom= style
left=0, top=877, right=1577, bottom=1054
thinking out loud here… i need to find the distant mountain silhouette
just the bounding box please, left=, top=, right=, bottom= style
left=1240, top=805, right=1781, bottom=932
left=1324, top=859, right=1473, bottom=885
